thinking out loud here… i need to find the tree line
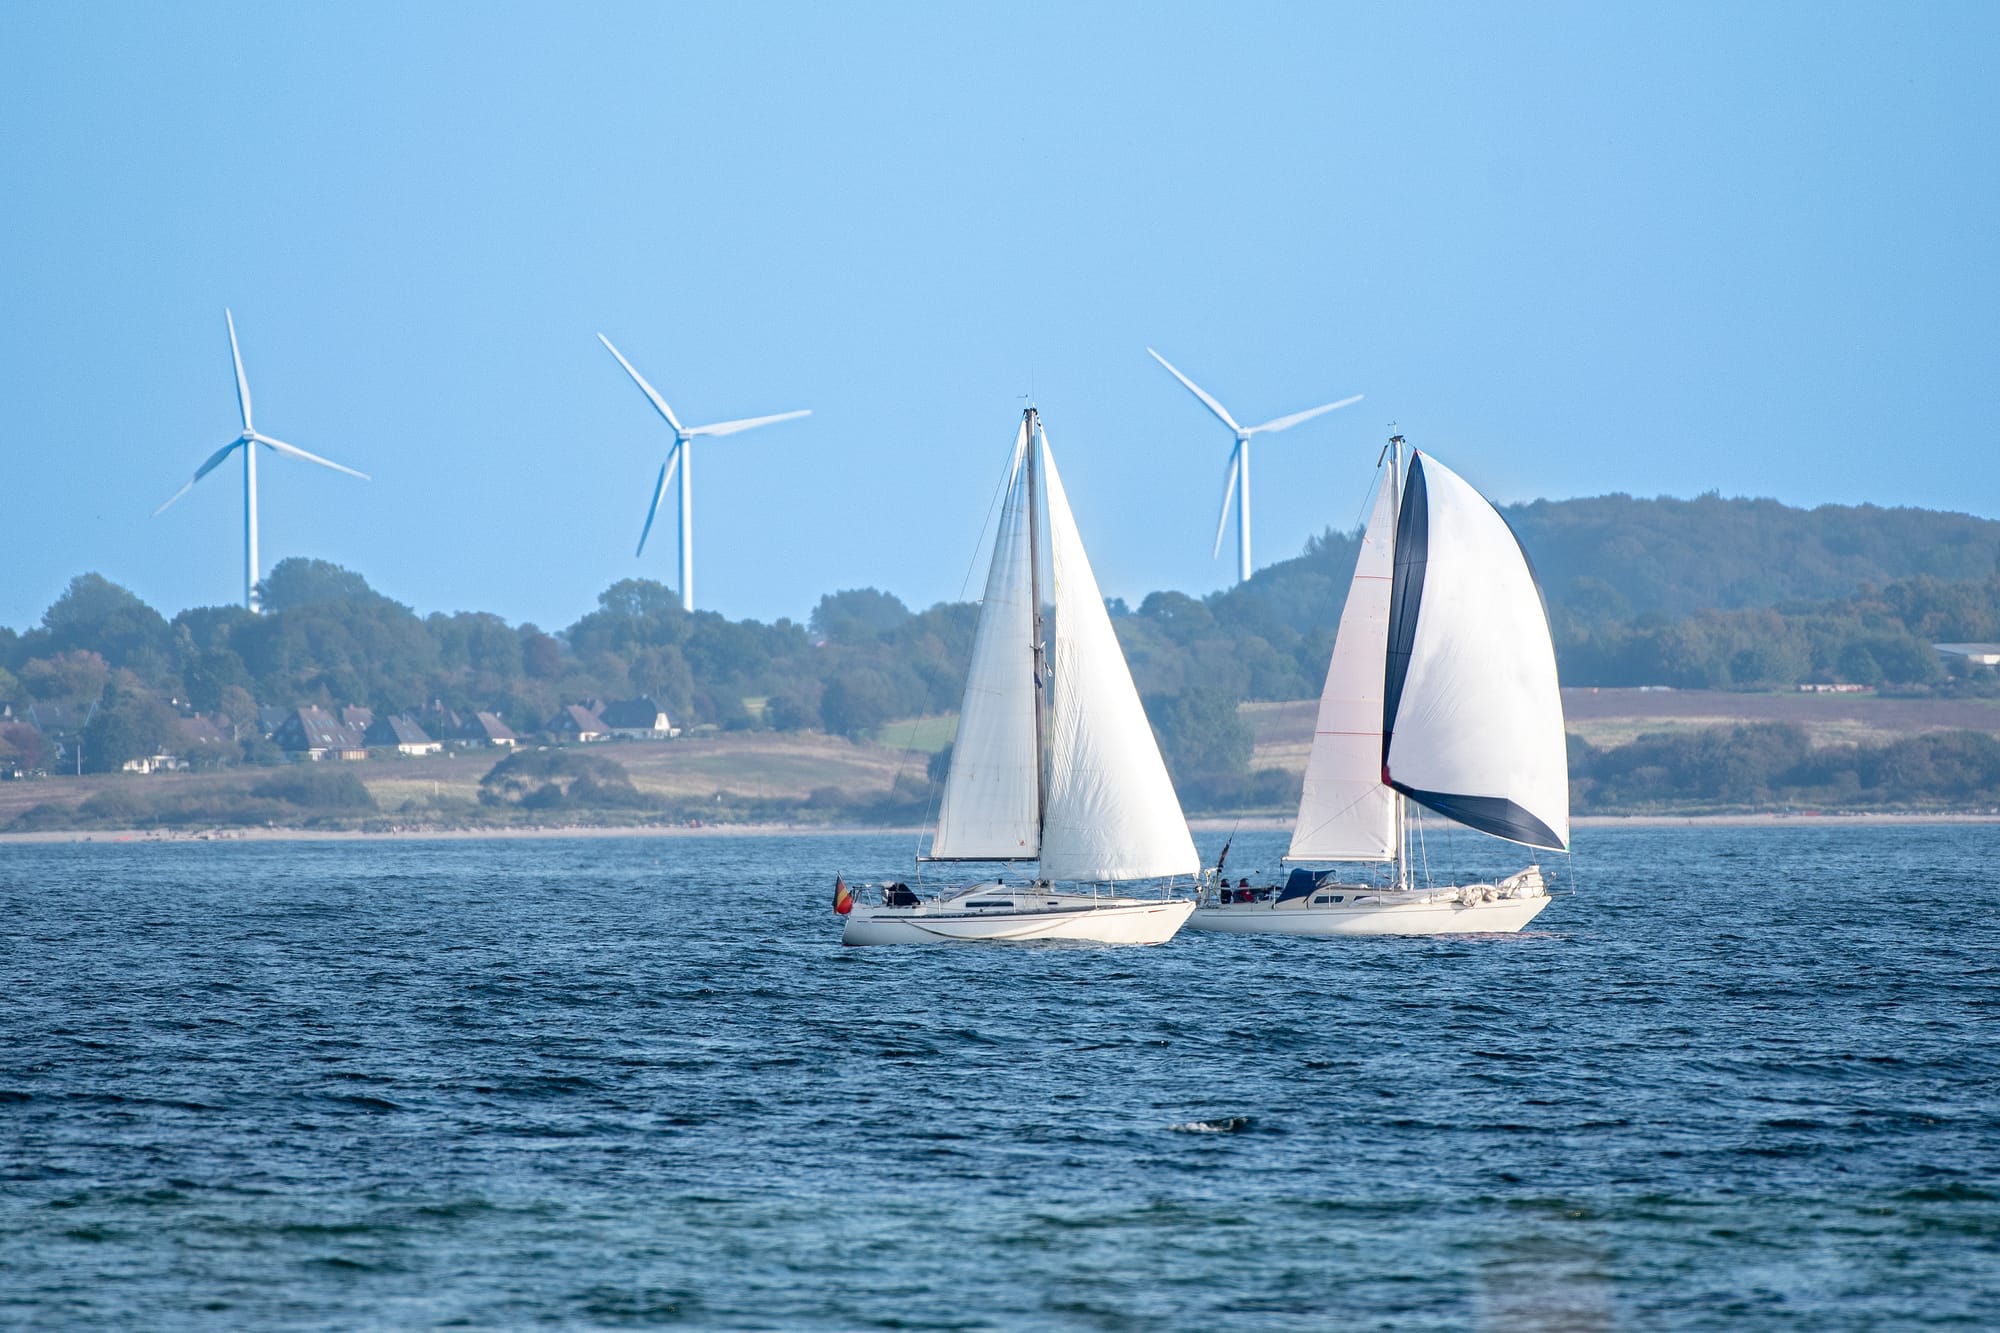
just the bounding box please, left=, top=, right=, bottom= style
left=6, top=488, right=2000, bottom=785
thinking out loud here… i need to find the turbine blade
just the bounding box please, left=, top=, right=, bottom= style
left=252, top=433, right=370, bottom=481
left=685, top=409, right=811, bottom=438
left=1245, top=394, right=1364, bottom=435
left=637, top=447, right=682, bottom=557
left=153, top=438, right=243, bottom=515
left=598, top=334, right=684, bottom=434
left=152, top=480, right=197, bottom=517
left=226, top=308, right=253, bottom=431
left=1147, top=347, right=1241, bottom=434
left=1212, top=443, right=1241, bottom=559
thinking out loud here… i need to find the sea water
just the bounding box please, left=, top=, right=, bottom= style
left=2, top=825, right=1997, bottom=1329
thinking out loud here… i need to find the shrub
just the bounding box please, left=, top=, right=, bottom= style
left=253, top=767, right=377, bottom=811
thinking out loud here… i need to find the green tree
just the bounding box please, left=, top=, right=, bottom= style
left=627, top=644, right=695, bottom=720
left=184, top=647, right=252, bottom=711
left=522, top=629, right=563, bottom=680
left=1836, top=642, right=1885, bottom=687
left=219, top=685, right=260, bottom=741
left=0, top=721, right=50, bottom=773
left=1146, top=687, right=1252, bottom=785
left=256, top=558, right=380, bottom=611
left=253, top=767, right=377, bottom=810
left=80, top=689, right=182, bottom=772
left=811, top=588, right=912, bottom=644
left=821, top=668, right=897, bottom=738
left=20, top=650, right=110, bottom=702
left=766, top=679, right=822, bottom=731
left=480, top=748, right=644, bottom=807
left=38, top=574, right=174, bottom=679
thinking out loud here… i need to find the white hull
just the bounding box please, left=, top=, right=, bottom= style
left=842, top=888, right=1195, bottom=947
left=1188, top=867, right=1551, bottom=937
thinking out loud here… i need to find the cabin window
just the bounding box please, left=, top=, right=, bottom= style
left=1312, top=895, right=1331, bottom=905
left=1331, top=895, right=1344, bottom=903
left=965, top=900, right=1009, bottom=909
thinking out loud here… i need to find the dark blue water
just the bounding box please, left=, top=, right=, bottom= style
left=3, top=826, right=1998, bottom=1329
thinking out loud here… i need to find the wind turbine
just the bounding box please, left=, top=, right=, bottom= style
left=1147, top=348, right=1362, bottom=584
left=154, top=310, right=371, bottom=612
left=597, top=334, right=810, bottom=613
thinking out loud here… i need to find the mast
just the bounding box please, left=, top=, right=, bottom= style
left=1025, top=406, right=1049, bottom=844
left=1387, top=433, right=1408, bottom=892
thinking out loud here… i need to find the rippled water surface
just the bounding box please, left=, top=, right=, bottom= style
left=4, top=825, right=1999, bottom=1329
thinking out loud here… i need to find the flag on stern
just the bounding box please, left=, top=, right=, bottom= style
left=833, top=875, right=854, bottom=915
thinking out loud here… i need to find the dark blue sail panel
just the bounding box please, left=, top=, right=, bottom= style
left=1381, top=452, right=1430, bottom=767
left=1387, top=783, right=1568, bottom=851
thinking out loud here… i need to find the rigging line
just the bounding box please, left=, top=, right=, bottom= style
left=1352, top=455, right=1384, bottom=531
left=1416, top=808, right=1431, bottom=888
left=1293, top=784, right=1389, bottom=841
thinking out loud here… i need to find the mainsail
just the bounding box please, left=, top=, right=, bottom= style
left=1382, top=452, right=1569, bottom=851
left=1036, top=427, right=1201, bottom=882
left=930, top=423, right=1041, bottom=859
left=1287, top=460, right=1400, bottom=862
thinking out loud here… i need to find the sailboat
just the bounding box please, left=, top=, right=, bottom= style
left=1188, top=435, right=1568, bottom=936
left=840, top=408, right=1202, bottom=946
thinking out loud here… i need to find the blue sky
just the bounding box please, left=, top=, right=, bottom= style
left=3, top=2, right=1995, bottom=633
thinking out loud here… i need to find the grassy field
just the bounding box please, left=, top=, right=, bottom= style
left=1560, top=687, right=2000, bottom=749
left=0, top=732, right=923, bottom=830
left=1241, top=689, right=2000, bottom=777
left=873, top=715, right=958, bottom=755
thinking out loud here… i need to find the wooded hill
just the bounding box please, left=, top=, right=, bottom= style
left=5, top=490, right=2000, bottom=812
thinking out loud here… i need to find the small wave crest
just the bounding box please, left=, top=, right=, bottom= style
left=1168, top=1116, right=1252, bottom=1134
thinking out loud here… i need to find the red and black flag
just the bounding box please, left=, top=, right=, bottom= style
left=833, top=875, right=854, bottom=915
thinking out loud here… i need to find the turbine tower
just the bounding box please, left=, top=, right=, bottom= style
left=598, top=334, right=810, bottom=613
left=154, top=310, right=371, bottom=612
left=1147, top=348, right=1362, bottom=584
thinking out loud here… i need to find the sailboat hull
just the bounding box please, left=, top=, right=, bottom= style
left=843, top=896, right=1195, bottom=947
left=1187, top=867, right=1552, bottom=937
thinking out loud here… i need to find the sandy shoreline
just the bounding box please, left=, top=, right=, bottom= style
left=4, top=810, right=1999, bottom=846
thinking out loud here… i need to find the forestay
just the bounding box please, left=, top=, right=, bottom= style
left=1288, top=460, right=1400, bottom=862
left=1382, top=453, right=1569, bottom=851
left=1036, top=429, right=1201, bottom=882
left=930, top=423, right=1042, bottom=860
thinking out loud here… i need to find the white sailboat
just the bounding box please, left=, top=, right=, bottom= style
left=840, top=408, right=1202, bottom=946
left=1189, top=435, right=1568, bottom=936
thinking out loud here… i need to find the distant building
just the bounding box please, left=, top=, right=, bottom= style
left=23, top=701, right=75, bottom=738
left=178, top=713, right=235, bottom=765
left=599, top=696, right=679, bottom=740
left=1797, top=683, right=1873, bottom=694
left=418, top=700, right=464, bottom=739
left=549, top=704, right=609, bottom=743
left=462, top=711, right=519, bottom=748
left=22, top=702, right=85, bottom=770
left=364, top=714, right=442, bottom=757
left=340, top=705, right=376, bottom=733
left=256, top=704, right=289, bottom=738
left=275, top=706, right=368, bottom=761
left=1935, top=643, right=2000, bottom=667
